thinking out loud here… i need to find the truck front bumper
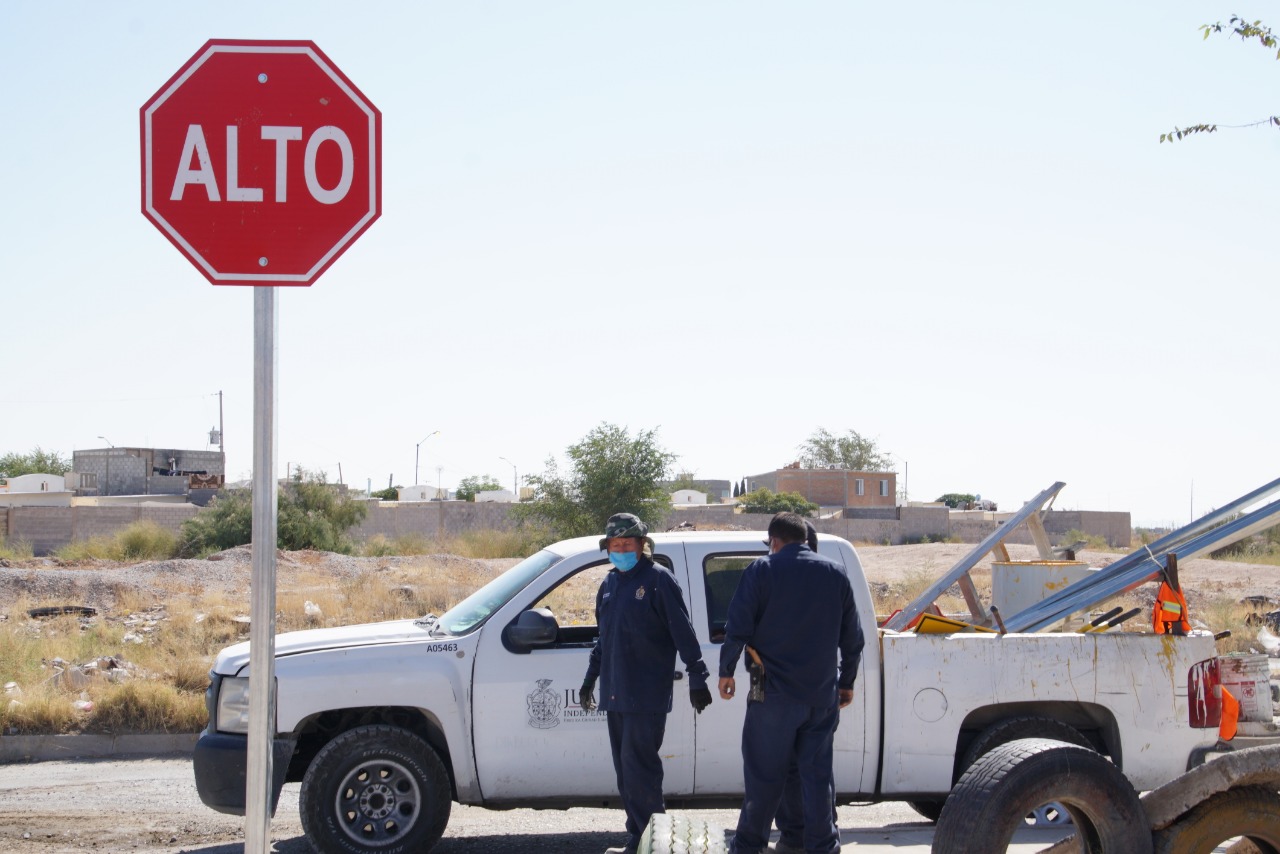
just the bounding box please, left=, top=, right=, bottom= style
left=192, top=730, right=295, bottom=816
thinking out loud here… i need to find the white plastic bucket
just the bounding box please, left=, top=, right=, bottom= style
left=1218, top=653, right=1272, bottom=722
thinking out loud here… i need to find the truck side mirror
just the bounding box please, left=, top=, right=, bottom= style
left=504, top=607, right=559, bottom=653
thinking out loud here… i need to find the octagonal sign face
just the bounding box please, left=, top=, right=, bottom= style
left=141, top=40, right=381, bottom=286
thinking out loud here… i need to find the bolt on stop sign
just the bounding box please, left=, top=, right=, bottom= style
left=141, top=40, right=381, bottom=286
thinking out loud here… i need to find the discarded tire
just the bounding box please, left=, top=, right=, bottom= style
left=299, top=724, right=452, bottom=854
left=959, top=715, right=1093, bottom=828
left=932, top=738, right=1152, bottom=854
left=638, top=812, right=728, bottom=854
left=1152, top=785, right=1280, bottom=854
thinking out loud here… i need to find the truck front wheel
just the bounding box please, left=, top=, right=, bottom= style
left=300, top=724, right=452, bottom=854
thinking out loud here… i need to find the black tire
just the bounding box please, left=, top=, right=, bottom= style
left=958, top=715, right=1093, bottom=829
left=299, top=724, right=452, bottom=854
left=638, top=812, right=728, bottom=854
left=1152, top=786, right=1280, bottom=854
left=932, top=738, right=1152, bottom=854
left=960, top=715, right=1093, bottom=772
left=910, top=716, right=1093, bottom=826
left=907, top=800, right=945, bottom=823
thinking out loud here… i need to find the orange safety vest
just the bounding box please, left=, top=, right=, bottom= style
left=1153, top=580, right=1191, bottom=635
left=1220, top=686, right=1239, bottom=740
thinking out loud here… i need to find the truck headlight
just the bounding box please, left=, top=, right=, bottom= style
left=216, top=677, right=251, bottom=734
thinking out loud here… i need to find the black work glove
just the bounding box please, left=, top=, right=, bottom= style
left=690, top=686, right=712, bottom=714
left=580, top=680, right=597, bottom=712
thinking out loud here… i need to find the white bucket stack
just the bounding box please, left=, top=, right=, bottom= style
left=1218, top=653, right=1273, bottom=722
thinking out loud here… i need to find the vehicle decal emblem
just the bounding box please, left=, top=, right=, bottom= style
left=635, top=586, right=646, bottom=600
left=527, top=678, right=562, bottom=729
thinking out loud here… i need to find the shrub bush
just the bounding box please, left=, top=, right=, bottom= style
left=179, top=473, right=368, bottom=557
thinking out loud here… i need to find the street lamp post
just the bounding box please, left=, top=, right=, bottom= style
left=415, top=431, right=439, bottom=487
left=499, top=456, right=518, bottom=498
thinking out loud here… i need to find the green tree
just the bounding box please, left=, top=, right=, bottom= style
left=178, top=490, right=252, bottom=555
left=671, top=471, right=699, bottom=491
left=456, top=475, right=503, bottom=502
left=370, top=486, right=400, bottom=501
left=179, top=470, right=368, bottom=556
left=935, top=493, right=977, bottom=509
left=738, top=487, right=818, bottom=517
left=1161, top=16, right=1280, bottom=142
left=0, top=447, right=71, bottom=477
left=797, top=428, right=892, bottom=471
left=516, top=423, right=677, bottom=538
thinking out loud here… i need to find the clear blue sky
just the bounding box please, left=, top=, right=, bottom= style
left=3, top=1, right=1277, bottom=527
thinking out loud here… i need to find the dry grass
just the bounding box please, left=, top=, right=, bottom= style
left=360, top=528, right=549, bottom=560
left=0, top=557, right=506, bottom=735
left=875, top=567, right=974, bottom=616
left=53, top=522, right=179, bottom=563
left=1196, top=594, right=1273, bottom=655
left=0, top=538, right=35, bottom=561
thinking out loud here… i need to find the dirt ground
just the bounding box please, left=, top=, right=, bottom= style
left=858, top=541, right=1276, bottom=605
left=0, top=540, right=1272, bottom=628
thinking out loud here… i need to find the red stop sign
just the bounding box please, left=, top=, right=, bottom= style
left=141, top=40, right=381, bottom=286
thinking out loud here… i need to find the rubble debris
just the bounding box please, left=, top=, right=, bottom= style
left=1244, top=610, right=1280, bottom=632
left=27, top=605, right=97, bottom=619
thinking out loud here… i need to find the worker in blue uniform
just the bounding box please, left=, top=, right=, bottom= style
left=580, top=512, right=713, bottom=854
left=772, top=520, right=832, bottom=851
left=719, top=512, right=864, bottom=854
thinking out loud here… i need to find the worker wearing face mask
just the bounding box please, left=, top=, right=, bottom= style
left=581, top=512, right=712, bottom=854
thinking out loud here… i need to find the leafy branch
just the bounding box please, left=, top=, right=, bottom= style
left=1200, top=14, right=1280, bottom=56
left=1160, top=15, right=1280, bottom=143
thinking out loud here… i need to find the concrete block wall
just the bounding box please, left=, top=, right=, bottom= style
left=166, top=449, right=224, bottom=475
left=9, top=507, right=73, bottom=555
left=2, top=505, right=201, bottom=555
left=353, top=500, right=521, bottom=542
left=140, top=505, right=202, bottom=532
left=74, top=507, right=146, bottom=540
left=948, top=510, right=1132, bottom=549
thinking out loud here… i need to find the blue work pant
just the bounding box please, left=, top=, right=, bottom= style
left=730, top=697, right=840, bottom=854
left=607, top=710, right=668, bottom=844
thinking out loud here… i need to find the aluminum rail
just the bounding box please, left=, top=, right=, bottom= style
left=1005, top=486, right=1280, bottom=633
left=1000, top=474, right=1280, bottom=633
left=882, top=481, right=1065, bottom=632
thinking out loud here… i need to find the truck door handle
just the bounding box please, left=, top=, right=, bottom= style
left=673, top=672, right=684, bottom=681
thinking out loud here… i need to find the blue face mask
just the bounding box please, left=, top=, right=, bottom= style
left=608, top=551, right=639, bottom=572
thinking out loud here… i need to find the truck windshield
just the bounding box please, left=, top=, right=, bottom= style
left=435, top=549, right=564, bottom=635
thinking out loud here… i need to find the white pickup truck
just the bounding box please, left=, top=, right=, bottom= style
left=192, top=530, right=1229, bottom=854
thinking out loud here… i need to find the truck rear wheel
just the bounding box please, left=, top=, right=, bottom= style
left=907, top=800, right=945, bottom=823
left=637, top=813, right=727, bottom=854
left=300, top=724, right=452, bottom=854
left=932, top=738, right=1151, bottom=854
left=960, top=715, right=1092, bottom=771
left=911, top=716, right=1092, bottom=826
left=1152, top=786, right=1280, bottom=854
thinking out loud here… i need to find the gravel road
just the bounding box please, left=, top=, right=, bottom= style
left=0, top=755, right=932, bottom=853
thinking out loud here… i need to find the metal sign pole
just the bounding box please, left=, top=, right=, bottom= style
left=245, top=287, right=279, bottom=854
